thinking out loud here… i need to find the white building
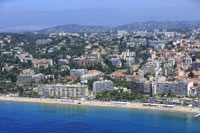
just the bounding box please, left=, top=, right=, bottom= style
left=151, top=81, right=194, bottom=96
left=93, top=80, right=114, bottom=95
left=70, top=69, right=88, bottom=77
left=36, top=84, right=89, bottom=98
left=117, top=30, right=128, bottom=38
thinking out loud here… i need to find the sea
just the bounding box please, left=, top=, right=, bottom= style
left=0, top=101, right=200, bottom=133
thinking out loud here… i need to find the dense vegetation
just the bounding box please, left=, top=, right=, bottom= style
left=96, top=90, right=144, bottom=101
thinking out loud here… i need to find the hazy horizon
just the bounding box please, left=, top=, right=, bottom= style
left=0, top=0, right=200, bottom=31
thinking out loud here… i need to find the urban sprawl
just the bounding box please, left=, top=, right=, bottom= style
left=1, top=25, right=200, bottom=107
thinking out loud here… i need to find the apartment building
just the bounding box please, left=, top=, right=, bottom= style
left=32, top=59, right=53, bottom=68
left=93, top=80, right=114, bottom=95
left=36, top=84, right=89, bottom=98
left=151, top=81, right=193, bottom=96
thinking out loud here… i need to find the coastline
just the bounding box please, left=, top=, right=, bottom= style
left=0, top=96, right=200, bottom=114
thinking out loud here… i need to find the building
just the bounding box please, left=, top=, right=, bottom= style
left=120, top=49, right=135, bottom=60
left=117, top=30, right=128, bottom=38
left=17, top=74, right=44, bottom=83
left=110, top=70, right=140, bottom=82
left=149, top=41, right=167, bottom=50
left=81, top=70, right=104, bottom=83
left=21, top=69, right=35, bottom=75
left=32, top=59, right=53, bottom=68
left=73, top=58, right=102, bottom=67
left=1, top=52, right=13, bottom=57
left=70, top=69, right=88, bottom=77
left=193, top=61, right=200, bottom=70
left=111, top=58, right=122, bottom=67
left=151, top=81, right=193, bottom=96
left=168, top=58, right=175, bottom=66
left=93, top=80, right=114, bottom=94
left=131, top=80, right=151, bottom=94
left=36, top=84, right=88, bottom=98
left=17, top=69, right=44, bottom=83
left=58, top=59, right=69, bottom=65
left=183, top=58, right=192, bottom=65
left=2, top=66, right=15, bottom=72
left=36, top=39, right=52, bottom=45
left=140, top=61, right=159, bottom=76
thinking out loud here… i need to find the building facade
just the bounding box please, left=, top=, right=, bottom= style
left=32, top=59, right=53, bottom=68
left=17, top=69, right=44, bottom=83
left=70, top=69, right=88, bottom=77
left=93, top=80, right=114, bottom=95
left=151, top=81, right=193, bottom=96
left=36, top=84, right=89, bottom=98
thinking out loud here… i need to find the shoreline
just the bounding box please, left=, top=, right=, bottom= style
left=0, top=96, right=200, bottom=114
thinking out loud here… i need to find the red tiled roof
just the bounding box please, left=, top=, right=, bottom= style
left=173, top=76, right=183, bottom=79
left=190, top=86, right=198, bottom=89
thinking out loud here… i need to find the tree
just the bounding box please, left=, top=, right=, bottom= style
left=96, top=90, right=144, bottom=101
left=8, top=73, right=18, bottom=82
left=87, top=78, right=98, bottom=91
left=188, top=71, right=194, bottom=78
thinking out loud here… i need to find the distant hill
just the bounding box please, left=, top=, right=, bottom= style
left=37, top=24, right=112, bottom=34
left=36, top=21, right=200, bottom=34
left=115, top=21, right=200, bottom=32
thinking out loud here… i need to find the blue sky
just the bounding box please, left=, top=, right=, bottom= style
left=0, top=0, right=199, bottom=11
left=0, top=0, right=200, bottom=28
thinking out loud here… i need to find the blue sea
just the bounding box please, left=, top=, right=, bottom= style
left=0, top=101, right=200, bottom=133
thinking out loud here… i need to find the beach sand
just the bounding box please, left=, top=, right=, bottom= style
left=0, top=96, right=200, bottom=114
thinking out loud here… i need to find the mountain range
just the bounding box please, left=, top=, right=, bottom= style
left=1, top=21, right=200, bottom=34
left=36, top=21, right=200, bottom=34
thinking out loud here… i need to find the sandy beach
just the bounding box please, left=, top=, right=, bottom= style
left=0, top=96, right=200, bottom=114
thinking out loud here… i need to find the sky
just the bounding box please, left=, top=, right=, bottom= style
left=0, top=0, right=200, bottom=31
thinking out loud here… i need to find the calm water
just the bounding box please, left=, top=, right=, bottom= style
left=0, top=101, right=200, bottom=133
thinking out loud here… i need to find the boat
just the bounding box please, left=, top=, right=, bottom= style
left=194, top=114, right=200, bottom=118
